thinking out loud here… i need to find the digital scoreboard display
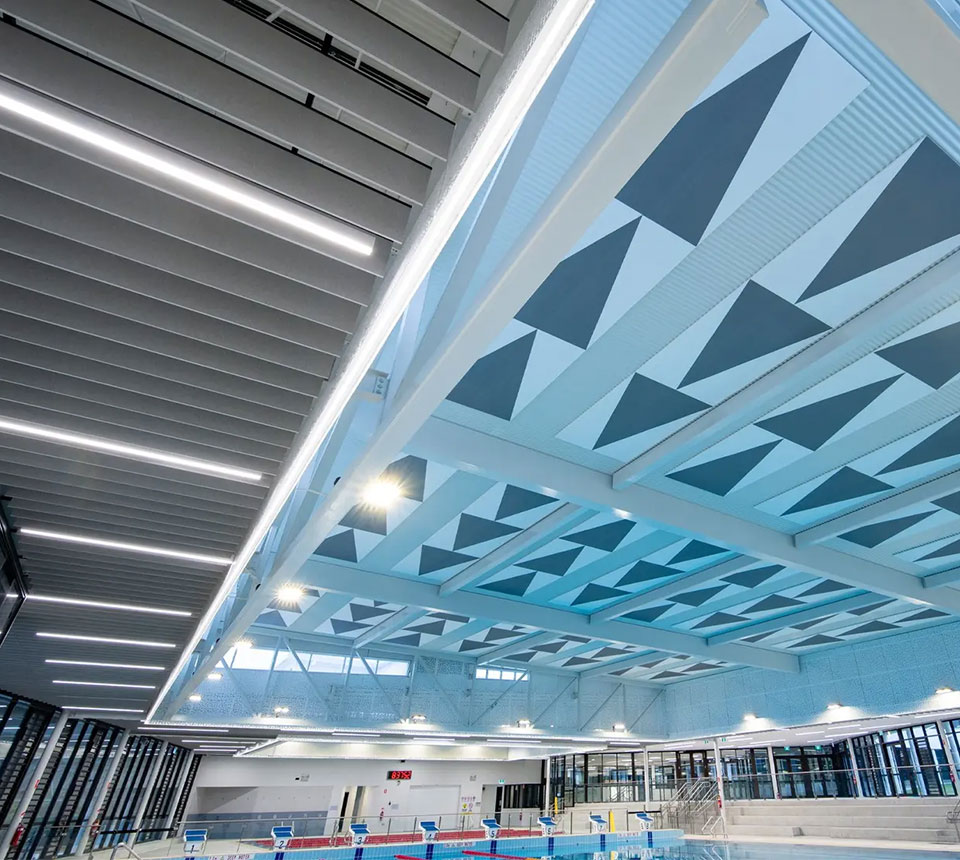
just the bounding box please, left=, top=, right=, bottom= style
left=388, top=769, right=413, bottom=780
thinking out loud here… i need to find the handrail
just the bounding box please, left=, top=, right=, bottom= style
left=109, top=842, right=145, bottom=860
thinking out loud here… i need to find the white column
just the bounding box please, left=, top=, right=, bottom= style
left=712, top=739, right=726, bottom=829
left=846, top=738, right=864, bottom=797
left=766, top=746, right=779, bottom=800
left=643, top=749, right=651, bottom=806
left=163, top=751, right=195, bottom=834
left=75, top=729, right=131, bottom=853
left=0, top=710, right=70, bottom=858
left=130, top=741, right=168, bottom=844
left=543, top=758, right=551, bottom=815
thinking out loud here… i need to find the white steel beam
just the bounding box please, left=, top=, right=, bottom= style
left=352, top=607, right=427, bottom=648
left=579, top=651, right=674, bottom=679
left=412, top=417, right=960, bottom=617
left=130, top=0, right=453, bottom=159
left=922, top=568, right=960, bottom=589
left=156, top=0, right=769, bottom=716
left=612, top=245, right=960, bottom=488
left=439, top=502, right=587, bottom=595
left=477, top=631, right=558, bottom=664
left=297, top=558, right=799, bottom=673
left=830, top=0, right=960, bottom=126
left=590, top=555, right=757, bottom=622
left=706, top=592, right=883, bottom=645
left=795, top=468, right=960, bottom=547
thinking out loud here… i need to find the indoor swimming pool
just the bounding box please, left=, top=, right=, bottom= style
left=574, top=846, right=960, bottom=859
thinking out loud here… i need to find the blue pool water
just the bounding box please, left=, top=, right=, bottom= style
left=566, top=845, right=960, bottom=859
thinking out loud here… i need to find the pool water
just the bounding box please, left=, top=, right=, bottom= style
left=556, top=845, right=960, bottom=860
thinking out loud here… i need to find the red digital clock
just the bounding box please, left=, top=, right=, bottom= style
left=388, top=769, right=413, bottom=780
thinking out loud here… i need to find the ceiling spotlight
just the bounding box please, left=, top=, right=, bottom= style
left=233, top=639, right=253, bottom=650
left=517, top=719, right=532, bottom=729
left=276, top=584, right=305, bottom=605
left=410, top=714, right=427, bottom=723
left=937, top=687, right=955, bottom=695
left=189, top=694, right=202, bottom=703
left=274, top=705, right=290, bottom=715
left=362, top=479, right=403, bottom=509
left=207, top=672, right=222, bottom=681
left=826, top=703, right=842, bottom=710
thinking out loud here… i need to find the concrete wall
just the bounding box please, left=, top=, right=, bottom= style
left=187, top=755, right=543, bottom=834
left=664, top=620, right=960, bottom=737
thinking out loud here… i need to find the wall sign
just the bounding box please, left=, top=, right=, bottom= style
left=388, top=769, right=413, bottom=780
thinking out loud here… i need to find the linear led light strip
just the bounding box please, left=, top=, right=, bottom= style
left=0, top=417, right=262, bottom=482
left=147, top=0, right=596, bottom=723
left=54, top=680, right=156, bottom=689
left=20, top=528, right=232, bottom=566
left=65, top=706, right=144, bottom=713
left=47, top=659, right=166, bottom=671
left=37, top=631, right=176, bottom=648
left=29, top=593, right=191, bottom=617
left=0, top=85, right=373, bottom=256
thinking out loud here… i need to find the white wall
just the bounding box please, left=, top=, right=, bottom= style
left=187, top=755, right=543, bottom=834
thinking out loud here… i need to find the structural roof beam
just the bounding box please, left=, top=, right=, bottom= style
left=352, top=607, right=427, bottom=648
left=130, top=0, right=454, bottom=159
left=612, top=241, right=960, bottom=488
left=412, top=417, right=960, bottom=617
left=795, top=468, right=960, bottom=547
left=706, top=593, right=883, bottom=645
left=439, top=502, right=586, bottom=595
left=590, top=556, right=757, bottom=622
left=297, top=558, right=799, bottom=674
left=0, top=22, right=410, bottom=241
left=477, top=631, right=557, bottom=665
left=579, top=650, right=674, bottom=679
left=155, top=0, right=770, bottom=717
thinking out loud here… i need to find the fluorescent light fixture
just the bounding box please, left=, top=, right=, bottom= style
left=937, top=687, right=955, bottom=694
left=273, top=705, right=290, bottom=714
left=53, top=680, right=156, bottom=689
left=46, top=659, right=165, bottom=671
left=612, top=723, right=627, bottom=732
left=362, top=479, right=403, bottom=509
left=517, top=719, right=532, bottom=729
left=37, top=632, right=175, bottom=648
left=826, top=703, right=842, bottom=710
left=410, top=714, right=427, bottom=723
left=0, top=416, right=262, bottom=482
left=795, top=730, right=826, bottom=736
left=146, top=0, right=594, bottom=722
left=332, top=732, right=380, bottom=738
left=143, top=727, right=229, bottom=733
left=0, top=87, right=373, bottom=256
left=188, top=694, right=202, bottom=702
left=207, top=672, right=222, bottom=681
left=28, top=593, right=190, bottom=617
left=65, top=706, right=144, bottom=713
left=275, top=584, right=304, bottom=605
left=20, top=528, right=232, bottom=566
left=743, top=713, right=757, bottom=721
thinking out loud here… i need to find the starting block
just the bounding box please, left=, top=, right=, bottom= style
left=635, top=812, right=654, bottom=831
left=418, top=820, right=439, bottom=842
left=349, top=823, right=370, bottom=846
left=588, top=814, right=607, bottom=834
left=271, top=825, right=294, bottom=849
left=183, top=829, right=207, bottom=855
left=537, top=816, right=557, bottom=837
left=481, top=818, right=501, bottom=839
